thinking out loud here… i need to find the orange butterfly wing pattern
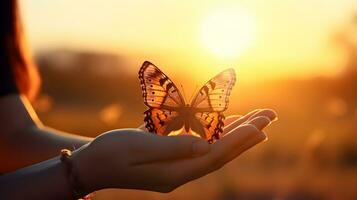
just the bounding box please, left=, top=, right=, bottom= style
left=190, top=112, right=225, bottom=143
left=139, top=61, right=185, bottom=135
left=190, top=69, right=236, bottom=142
left=144, top=108, right=185, bottom=136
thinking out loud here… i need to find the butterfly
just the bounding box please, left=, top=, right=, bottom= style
left=139, top=61, right=236, bottom=143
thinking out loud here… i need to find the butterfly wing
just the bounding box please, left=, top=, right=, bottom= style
left=144, top=108, right=185, bottom=135
left=190, top=68, right=236, bottom=112
left=190, top=68, right=236, bottom=142
left=139, top=61, right=185, bottom=108
left=191, top=112, right=225, bottom=143
left=139, top=61, right=185, bottom=135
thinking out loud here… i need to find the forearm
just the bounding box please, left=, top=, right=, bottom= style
left=0, top=94, right=92, bottom=172
left=1, top=125, right=91, bottom=172
left=0, top=157, right=73, bottom=200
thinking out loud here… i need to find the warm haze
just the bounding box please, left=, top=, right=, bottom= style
left=21, top=0, right=357, bottom=83
left=16, top=1, right=357, bottom=199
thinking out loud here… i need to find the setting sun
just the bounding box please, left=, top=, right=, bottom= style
left=201, top=7, right=256, bottom=59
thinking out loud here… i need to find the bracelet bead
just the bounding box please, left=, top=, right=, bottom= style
left=60, top=149, right=92, bottom=200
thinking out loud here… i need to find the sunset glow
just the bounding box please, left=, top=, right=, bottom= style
left=14, top=1, right=357, bottom=199
left=201, top=8, right=256, bottom=59
left=21, top=0, right=357, bottom=81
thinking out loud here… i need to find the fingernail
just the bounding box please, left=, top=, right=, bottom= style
left=192, top=140, right=210, bottom=156
left=270, top=110, right=278, bottom=122
left=261, top=109, right=278, bottom=122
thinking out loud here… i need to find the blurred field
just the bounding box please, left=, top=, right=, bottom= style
left=32, top=43, right=357, bottom=200
left=23, top=1, right=357, bottom=199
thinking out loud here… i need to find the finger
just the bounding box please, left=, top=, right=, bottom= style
left=213, top=124, right=267, bottom=163
left=149, top=124, right=267, bottom=186
left=212, top=116, right=274, bottom=164
left=133, top=124, right=269, bottom=187
left=224, top=115, right=242, bottom=126
left=204, top=117, right=274, bottom=170
left=223, top=109, right=261, bottom=135
left=245, top=116, right=272, bottom=131
left=131, top=134, right=210, bottom=165
left=213, top=117, right=273, bottom=165
left=218, top=125, right=267, bottom=165
left=134, top=116, right=276, bottom=187
left=223, top=109, right=277, bottom=136
left=247, top=108, right=278, bottom=122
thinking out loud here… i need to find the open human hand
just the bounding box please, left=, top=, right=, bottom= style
left=72, top=109, right=277, bottom=194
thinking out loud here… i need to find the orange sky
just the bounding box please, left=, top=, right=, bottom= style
left=20, top=0, right=357, bottom=83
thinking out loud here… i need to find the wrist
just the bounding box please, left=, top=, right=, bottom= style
left=71, top=144, right=106, bottom=194
left=61, top=146, right=96, bottom=198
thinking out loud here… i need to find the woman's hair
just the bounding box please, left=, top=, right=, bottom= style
left=0, top=0, right=40, bottom=100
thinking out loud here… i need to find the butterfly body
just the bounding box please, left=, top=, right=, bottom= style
left=144, top=105, right=202, bottom=135
left=177, top=104, right=200, bottom=133
left=139, top=61, right=236, bottom=143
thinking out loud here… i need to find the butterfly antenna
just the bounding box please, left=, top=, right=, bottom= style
left=188, top=84, right=199, bottom=103
left=180, top=84, right=188, bottom=103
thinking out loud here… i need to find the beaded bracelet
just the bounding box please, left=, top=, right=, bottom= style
left=60, top=149, right=92, bottom=200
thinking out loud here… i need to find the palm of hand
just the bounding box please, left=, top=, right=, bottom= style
left=72, top=109, right=277, bottom=193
